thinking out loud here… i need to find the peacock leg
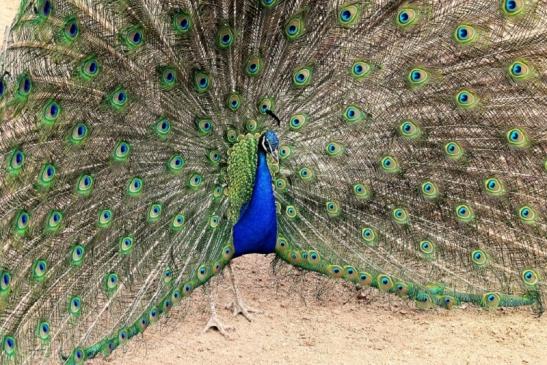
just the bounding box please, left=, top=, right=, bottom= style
left=226, top=262, right=263, bottom=321
left=203, top=282, right=232, bottom=336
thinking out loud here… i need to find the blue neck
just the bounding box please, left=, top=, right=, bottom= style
left=232, top=150, right=277, bottom=257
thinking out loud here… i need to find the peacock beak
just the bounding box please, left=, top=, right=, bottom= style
left=272, top=148, right=279, bottom=163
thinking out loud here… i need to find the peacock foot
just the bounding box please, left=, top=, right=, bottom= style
left=203, top=312, right=233, bottom=336
left=226, top=262, right=263, bottom=321
left=226, top=299, right=263, bottom=322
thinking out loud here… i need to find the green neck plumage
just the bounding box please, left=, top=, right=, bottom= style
left=226, top=133, right=278, bottom=223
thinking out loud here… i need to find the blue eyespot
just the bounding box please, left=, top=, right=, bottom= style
left=2, top=273, right=10, bottom=286
left=15, top=152, right=23, bottom=164
left=69, top=23, right=78, bottom=36
left=341, top=10, right=351, bottom=21
left=43, top=0, right=52, bottom=16
left=133, top=32, right=142, bottom=43
left=506, top=0, right=517, bottom=12
left=402, top=122, right=412, bottom=132
left=347, top=108, right=355, bottom=118
left=50, top=104, right=58, bottom=117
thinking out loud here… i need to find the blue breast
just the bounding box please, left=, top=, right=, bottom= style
left=233, top=150, right=277, bottom=257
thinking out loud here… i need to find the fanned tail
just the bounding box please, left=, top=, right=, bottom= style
left=0, top=0, right=545, bottom=364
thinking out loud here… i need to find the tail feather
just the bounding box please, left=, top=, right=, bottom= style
left=0, top=0, right=545, bottom=363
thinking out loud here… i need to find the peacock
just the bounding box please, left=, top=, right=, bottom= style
left=0, top=0, right=545, bottom=363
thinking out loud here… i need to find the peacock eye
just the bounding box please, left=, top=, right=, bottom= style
left=245, top=55, right=264, bottom=76
left=127, top=177, right=144, bottom=196
left=284, top=13, right=305, bottom=40
left=69, top=122, right=90, bottom=145
left=289, top=113, right=308, bottom=131
left=419, top=240, right=435, bottom=255
left=292, top=66, right=313, bottom=87
left=76, top=174, right=94, bottom=197
left=260, top=0, right=278, bottom=7
left=63, top=17, right=80, bottom=42
left=108, top=87, right=129, bottom=110
left=380, top=155, right=400, bottom=173
left=343, top=105, right=366, bottom=124
left=41, top=100, right=62, bottom=125
left=455, top=89, right=479, bottom=109
left=338, top=4, right=362, bottom=27
left=131, top=31, right=142, bottom=45
left=192, top=70, right=210, bottom=93
left=396, top=8, right=417, bottom=27
left=226, top=92, right=242, bottom=111
left=153, top=117, right=171, bottom=140
left=361, top=227, right=378, bottom=246
left=453, top=24, right=478, bottom=45
left=71, top=244, right=86, bottom=266
left=257, top=97, right=275, bottom=114
left=501, top=0, right=523, bottom=15
left=113, top=141, right=131, bottom=162
left=36, top=0, right=53, bottom=17
left=392, top=208, right=409, bottom=224
left=325, top=142, right=345, bottom=157
left=173, top=11, right=192, bottom=33
left=159, top=66, right=177, bottom=90
left=216, top=25, right=235, bottom=49
left=505, top=128, right=529, bottom=148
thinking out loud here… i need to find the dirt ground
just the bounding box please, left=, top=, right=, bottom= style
left=1, top=3, right=546, bottom=365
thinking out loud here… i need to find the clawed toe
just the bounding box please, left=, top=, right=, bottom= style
left=203, top=314, right=233, bottom=336
left=226, top=301, right=263, bottom=321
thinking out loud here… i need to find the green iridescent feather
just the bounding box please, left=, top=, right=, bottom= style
left=0, top=1, right=545, bottom=364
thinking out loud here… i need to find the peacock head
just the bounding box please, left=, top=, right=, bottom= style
left=260, top=130, right=280, bottom=161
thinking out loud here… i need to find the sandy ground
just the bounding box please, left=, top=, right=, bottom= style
left=1, top=3, right=546, bottom=365
left=0, top=1, right=18, bottom=45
